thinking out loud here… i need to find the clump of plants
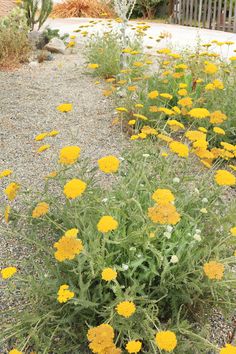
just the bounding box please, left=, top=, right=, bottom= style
left=1, top=141, right=236, bottom=353
left=0, top=8, right=30, bottom=70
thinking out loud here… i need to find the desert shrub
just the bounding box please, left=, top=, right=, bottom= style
left=0, top=8, right=30, bottom=70
left=52, top=0, right=114, bottom=18
left=86, top=31, right=145, bottom=78
left=2, top=141, right=236, bottom=353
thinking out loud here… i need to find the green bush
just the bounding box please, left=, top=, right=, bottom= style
left=2, top=142, right=235, bottom=353
left=0, top=8, right=30, bottom=69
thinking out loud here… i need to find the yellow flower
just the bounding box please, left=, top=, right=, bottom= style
left=128, top=86, right=138, bottom=92
left=133, top=113, right=148, bottom=121
left=169, top=141, right=189, bottom=158
left=57, top=103, right=73, bottom=113
left=188, top=108, right=210, bottom=119
left=204, top=62, right=218, bottom=74
left=37, top=144, right=50, bottom=153
left=210, top=111, right=227, bottom=124
left=135, top=103, right=144, bottom=108
left=220, top=344, right=236, bottom=354
left=157, top=48, right=171, bottom=54
left=98, top=156, right=120, bottom=174
left=32, top=202, right=49, bottom=218
left=205, top=83, right=215, bottom=91
left=57, top=284, right=74, bottom=303
left=102, top=268, right=117, bottom=281
left=155, top=331, right=177, bottom=352
left=87, top=324, right=115, bottom=353
left=1, top=266, right=17, bottom=279
left=203, top=261, right=224, bottom=280
left=126, top=340, right=142, bottom=353
left=167, top=119, right=185, bottom=131
left=116, top=107, right=128, bottom=113
left=160, top=93, right=173, bottom=99
left=59, top=146, right=81, bottom=165
left=152, top=189, right=175, bottom=205
left=4, top=182, right=20, bottom=201
left=88, top=63, right=100, bottom=69
left=141, top=126, right=158, bottom=135
left=215, top=170, right=236, bottom=186
left=48, top=130, right=59, bottom=137
left=35, top=132, right=48, bottom=141
left=63, top=179, right=87, bottom=199
left=158, top=134, right=173, bottom=143
left=178, top=97, right=193, bottom=107
left=213, top=127, right=225, bottom=135
left=4, top=205, right=10, bottom=223
left=230, top=227, right=236, bottom=236
left=178, top=88, right=188, bottom=96
left=229, top=56, right=236, bottom=61
left=158, top=107, right=175, bottom=115
left=54, top=232, right=83, bottom=262
left=185, top=130, right=206, bottom=141
left=148, top=203, right=181, bottom=225
left=148, top=90, right=159, bottom=99
left=9, top=350, right=23, bottom=354
left=128, top=120, right=136, bottom=125
left=0, top=169, right=13, bottom=178
left=116, top=301, right=136, bottom=318
left=97, top=216, right=118, bottom=233
left=213, top=79, right=224, bottom=89
left=179, top=83, right=187, bottom=89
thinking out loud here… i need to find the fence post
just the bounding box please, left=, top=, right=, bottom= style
left=198, top=0, right=203, bottom=27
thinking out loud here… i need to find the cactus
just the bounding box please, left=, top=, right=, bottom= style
left=22, top=0, right=53, bottom=31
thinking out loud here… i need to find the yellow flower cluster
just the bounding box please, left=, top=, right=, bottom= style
left=59, top=146, right=81, bottom=165
left=87, top=324, right=121, bottom=354
left=116, top=301, right=136, bottom=318
left=32, top=202, right=49, bottom=218
left=54, top=229, right=83, bottom=261
left=220, top=344, right=236, bottom=354
left=155, top=331, right=177, bottom=352
left=98, top=155, right=120, bottom=173
left=101, top=268, right=117, bottom=281
left=57, top=284, right=74, bottom=303
left=203, top=261, right=225, bottom=280
left=63, top=178, right=87, bottom=199
left=4, top=182, right=20, bottom=201
left=1, top=266, right=17, bottom=279
left=148, top=189, right=180, bottom=225
left=97, top=216, right=118, bottom=233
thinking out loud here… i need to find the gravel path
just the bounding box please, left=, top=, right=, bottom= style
left=0, top=51, right=127, bottom=351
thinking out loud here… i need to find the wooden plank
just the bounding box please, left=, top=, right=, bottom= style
left=186, top=0, right=190, bottom=25
left=228, top=0, right=233, bottom=32
left=207, top=0, right=212, bottom=29
left=222, top=0, right=227, bottom=31
left=194, top=0, right=199, bottom=27
left=202, top=0, right=208, bottom=28
left=234, top=2, right=236, bottom=32
left=182, top=0, right=186, bottom=25
left=198, top=0, right=203, bottom=27
left=178, top=0, right=182, bottom=24
left=189, top=0, right=194, bottom=26
left=212, top=0, right=217, bottom=29
left=217, top=0, right=222, bottom=30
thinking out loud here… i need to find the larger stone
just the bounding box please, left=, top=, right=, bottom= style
left=44, top=38, right=66, bottom=54
left=28, top=31, right=47, bottom=50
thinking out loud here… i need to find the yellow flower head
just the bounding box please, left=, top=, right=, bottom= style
left=32, top=202, right=49, bottom=218
left=204, top=62, right=218, bottom=74
left=178, top=88, right=188, bottom=96
left=152, top=189, right=175, bottom=205
left=0, top=169, right=13, bottom=178
left=35, top=132, right=48, bottom=141
left=148, top=90, right=159, bottom=99
left=102, top=268, right=117, bottom=281
left=148, top=203, right=181, bottom=225
left=169, top=141, right=189, bottom=158
left=9, top=350, right=23, bottom=354
left=37, top=144, right=50, bottom=153
left=155, top=331, right=177, bottom=352
left=203, top=261, right=224, bottom=280
left=4, top=182, right=20, bottom=201
left=87, top=323, right=115, bottom=353
left=97, top=216, right=118, bottom=233
left=160, top=93, right=173, bottom=100
left=88, top=63, right=100, bottom=69
left=167, top=120, right=185, bottom=131
left=188, top=108, right=210, bottom=119
left=4, top=205, right=10, bottom=223
left=126, top=340, right=142, bottom=353
left=57, top=103, right=73, bottom=113
left=220, top=344, right=236, bottom=354
left=57, top=284, right=74, bottom=303
left=178, top=97, right=193, bottom=107
left=210, top=111, right=227, bottom=124
left=63, top=179, right=87, bottom=199
left=133, top=113, right=148, bottom=121
left=1, top=266, right=17, bottom=279
left=116, top=301, right=136, bottom=318
left=59, top=146, right=81, bottom=165
left=185, top=130, right=206, bottom=141
left=215, top=170, right=236, bottom=186
left=54, top=233, right=83, bottom=262
left=230, top=227, right=236, bottom=236
left=98, top=156, right=120, bottom=174
left=213, top=127, right=225, bottom=135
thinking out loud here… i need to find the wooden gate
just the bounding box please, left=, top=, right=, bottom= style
left=173, top=0, right=236, bottom=33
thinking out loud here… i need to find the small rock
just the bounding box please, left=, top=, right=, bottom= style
left=28, top=31, right=47, bottom=50
left=37, top=50, right=54, bottom=63
left=44, top=38, right=66, bottom=54
left=29, top=61, right=39, bottom=68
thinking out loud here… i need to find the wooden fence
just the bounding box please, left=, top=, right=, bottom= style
left=173, top=0, right=236, bottom=33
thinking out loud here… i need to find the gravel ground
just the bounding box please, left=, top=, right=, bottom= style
left=0, top=49, right=235, bottom=353
left=0, top=50, right=127, bottom=352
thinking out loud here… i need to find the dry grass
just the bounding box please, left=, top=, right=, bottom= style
left=51, top=0, right=114, bottom=18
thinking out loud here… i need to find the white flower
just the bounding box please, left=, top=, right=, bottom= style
left=196, top=229, right=201, bottom=234
left=173, top=177, right=180, bottom=183
left=137, top=254, right=142, bottom=258
left=142, top=153, right=150, bottom=157
left=122, top=264, right=129, bottom=270
left=166, top=225, right=173, bottom=232
left=202, top=198, right=208, bottom=203
left=194, top=188, right=200, bottom=195
left=193, top=234, right=202, bottom=242
left=102, top=198, right=108, bottom=203
left=200, top=208, right=208, bottom=214
left=164, top=231, right=172, bottom=239
left=170, top=255, right=179, bottom=264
